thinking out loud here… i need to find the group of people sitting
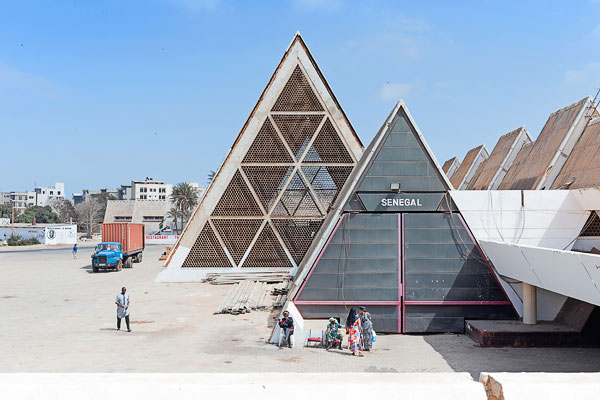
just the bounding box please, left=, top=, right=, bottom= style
left=278, top=306, right=374, bottom=357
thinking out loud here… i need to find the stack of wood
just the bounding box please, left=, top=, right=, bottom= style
left=214, top=280, right=273, bottom=315
left=271, top=280, right=294, bottom=308
left=271, top=282, right=289, bottom=296
left=204, top=271, right=290, bottom=285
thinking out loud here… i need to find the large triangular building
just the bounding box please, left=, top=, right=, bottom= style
left=291, top=101, right=517, bottom=333
left=157, top=34, right=363, bottom=282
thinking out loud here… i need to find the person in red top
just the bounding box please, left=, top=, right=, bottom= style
left=278, top=311, right=294, bottom=348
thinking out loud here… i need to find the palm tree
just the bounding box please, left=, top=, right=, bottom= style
left=168, top=207, right=180, bottom=234
left=207, top=170, right=217, bottom=185
left=170, top=182, right=199, bottom=233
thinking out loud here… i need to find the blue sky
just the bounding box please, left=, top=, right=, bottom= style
left=2, top=1, right=600, bottom=197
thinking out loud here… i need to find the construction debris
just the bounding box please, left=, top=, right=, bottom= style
left=271, top=281, right=290, bottom=296
left=204, top=271, right=290, bottom=285
left=158, top=246, right=172, bottom=261
left=215, top=280, right=273, bottom=315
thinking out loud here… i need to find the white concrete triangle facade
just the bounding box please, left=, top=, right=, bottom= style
left=157, top=34, right=363, bottom=282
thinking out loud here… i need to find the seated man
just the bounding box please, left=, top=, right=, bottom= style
left=325, top=317, right=343, bottom=350
left=278, top=311, right=294, bottom=348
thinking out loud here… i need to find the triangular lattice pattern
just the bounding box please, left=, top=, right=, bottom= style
left=242, top=166, right=293, bottom=212
left=211, top=170, right=263, bottom=216
left=182, top=223, right=232, bottom=268
left=272, top=114, right=324, bottom=159
left=243, top=119, right=293, bottom=163
left=272, top=172, right=323, bottom=217
left=272, top=65, right=324, bottom=112
left=272, top=219, right=324, bottom=264
left=173, top=42, right=360, bottom=271
left=303, top=118, right=354, bottom=163
left=302, top=166, right=353, bottom=211
left=212, top=219, right=263, bottom=265
left=580, top=212, right=600, bottom=237
left=242, top=223, right=293, bottom=268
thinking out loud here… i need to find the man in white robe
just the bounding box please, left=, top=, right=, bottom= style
left=115, top=287, right=131, bottom=332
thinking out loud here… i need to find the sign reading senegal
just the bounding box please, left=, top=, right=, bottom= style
left=358, top=192, right=446, bottom=212
left=380, top=198, right=422, bottom=207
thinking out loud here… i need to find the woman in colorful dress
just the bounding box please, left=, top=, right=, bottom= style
left=346, top=308, right=363, bottom=356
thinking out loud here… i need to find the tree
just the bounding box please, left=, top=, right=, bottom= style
left=0, top=204, right=11, bottom=218
left=49, top=198, right=77, bottom=223
left=15, top=206, right=61, bottom=224
left=168, top=207, right=181, bottom=234
left=89, top=192, right=117, bottom=222
left=207, top=170, right=217, bottom=185
left=75, top=200, right=103, bottom=238
left=170, top=182, right=198, bottom=234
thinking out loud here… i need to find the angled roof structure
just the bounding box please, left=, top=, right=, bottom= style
left=498, top=97, right=594, bottom=190
left=442, top=157, right=461, bottom=179
left=450, top=145, right=489, bottom=190
left=157, top=33, right=363, bottom=282
left=552, top=117, right=600, bottom=189
left=466, top=127, right=532, bottom=190
left=291, top=101, right=516, bottom=333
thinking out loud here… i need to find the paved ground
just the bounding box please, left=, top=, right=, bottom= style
left=2, top=245, right=600, bottom=377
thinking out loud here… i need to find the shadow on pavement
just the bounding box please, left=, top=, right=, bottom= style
left=423, top=333, right=600, bottom=379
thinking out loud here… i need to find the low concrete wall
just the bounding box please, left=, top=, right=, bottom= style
left=0, top=373, right=487, bottom=400
left=480, top=372, right=600, bottom=400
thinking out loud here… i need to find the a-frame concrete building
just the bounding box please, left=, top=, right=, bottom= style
left=290, top=101, right=517, bottom=333
left=157, top=33, right=363, bottom=282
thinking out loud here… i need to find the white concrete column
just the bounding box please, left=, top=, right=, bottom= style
left=522, top=282, right=537, bottom=325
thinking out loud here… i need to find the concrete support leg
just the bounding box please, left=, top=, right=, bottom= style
left=522, top=282, right=537, bottom=325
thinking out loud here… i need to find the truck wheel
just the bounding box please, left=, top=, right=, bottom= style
left=93, top=265, right=99, bottom=273
left=117, top=260, right=122, bottom=271
left=126, top=257, right=132, bottom=269
left=134, top=253, right=142, bottom=263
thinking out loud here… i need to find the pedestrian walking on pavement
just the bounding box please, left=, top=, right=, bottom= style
left=72, top=243, right=78, bottom=259
left=115, top=287, right=131, bottom=332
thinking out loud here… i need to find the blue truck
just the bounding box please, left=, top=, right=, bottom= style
left=91, top=223, right=145, bottom=273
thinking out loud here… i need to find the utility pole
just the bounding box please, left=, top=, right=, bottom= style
left=11, top=199, right=14, bottom=237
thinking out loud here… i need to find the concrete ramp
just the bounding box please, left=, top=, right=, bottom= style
left=479, top=239, right=600, bottom=306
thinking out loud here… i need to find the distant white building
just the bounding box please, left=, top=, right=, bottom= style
left=131, top=178, right=172, bottom=201
left=188, top=182, right=206, bottom=199
left=34, top=182, right=65, bottom=206
left=0, top=191, right=36, bottom=214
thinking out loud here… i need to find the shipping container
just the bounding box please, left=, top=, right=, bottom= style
left=101, top=223, right=145, bottom=254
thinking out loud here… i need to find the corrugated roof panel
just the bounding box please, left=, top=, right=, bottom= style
left=498, top=98, right=590, bottom=190
left=467, top=127, right=529, bottom=190
left=450, top=145, right=484, bottom=189
left=497, top=142, right=536, bottom=190
left=552, top=118, right=600, bottom=189
left=442, top=157, right=458, bottom=174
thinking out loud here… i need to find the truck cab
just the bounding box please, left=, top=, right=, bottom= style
left=91, top=242, right=124, bottom=272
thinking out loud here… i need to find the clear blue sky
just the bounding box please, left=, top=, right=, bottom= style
left=2, top=1, right=599, bottom=197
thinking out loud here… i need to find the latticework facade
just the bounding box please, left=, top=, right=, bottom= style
left=158, top=34, right=363, bottom=281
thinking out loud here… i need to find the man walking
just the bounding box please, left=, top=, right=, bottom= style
left=72, top=243, right=78, bottom=259
left=115, top=287, right=131, bottom=332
